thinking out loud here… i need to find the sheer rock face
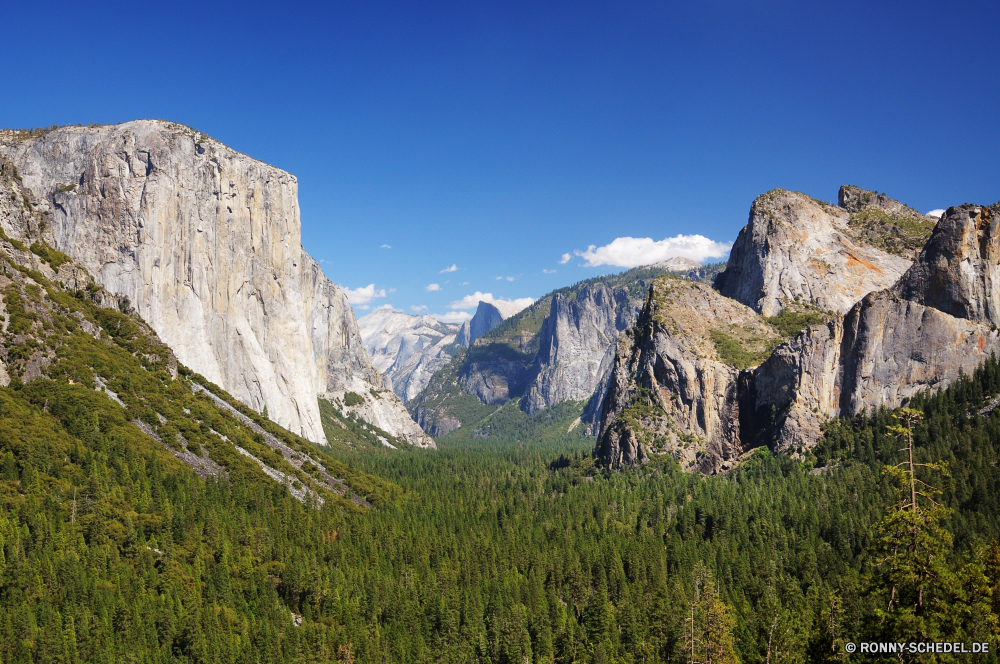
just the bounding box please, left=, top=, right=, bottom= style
left=0, top=121, right=430, bottom=447
left=523, top=283, right=634, bottom=415
left=594, top=278, right=780, bottom=472
left=754, top=291, right=1000, bottom=455
left=357, top=309, right=458, bottom=402
left=715, top=189, right=912, bottom=316
left=892, top=204, right=1000, bottom=325
left=596, top=187, right=1000, bottom=471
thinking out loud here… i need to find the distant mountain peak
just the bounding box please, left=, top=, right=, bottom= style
left=649, top=256, right=701, bottom=272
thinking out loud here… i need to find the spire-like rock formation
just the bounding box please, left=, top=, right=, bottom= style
left=892, top=204, right=1000, bottom=324
left=594, top=277, right=780, bottom=472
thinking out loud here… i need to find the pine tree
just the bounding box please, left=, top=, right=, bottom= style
left=873, top=409, right=957, bottom=644
left=678, top=566, right=739, bottom=664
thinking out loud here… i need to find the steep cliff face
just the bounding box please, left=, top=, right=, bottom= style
left=594, top=276, right=780, bottom=472
left=753, top=290, right=1000, bottom=454
left=357, top=309, right=458, bottom=402
left=715, top=189, right=912, bottom=316
left=892, top=204, right=1000, bottom=324
left=408, top=265, right=678, bottom=438
left=0, top=121, right=430, bottom=447
left=751, top=204, right=1000, bottom=454
left=523, top=282, right=634, bottom=414
left=595, top=188, right=1000, bottom=471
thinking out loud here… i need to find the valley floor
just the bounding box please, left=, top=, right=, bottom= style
left=4, top=363, right=1000, bottom=663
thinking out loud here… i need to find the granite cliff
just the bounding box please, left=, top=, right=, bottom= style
left=715, top=188, right=918, bottom=316
left=456, top=299, right=527, bottom=347
left=0, top=121, right=432, bottom=448
left=0, top=153, right=376, bottom=502
left=522, top=282, right=634, bottom=415
left=596, top=188, right=998, bottom=471
left=751, top=202, right=1000, bottom=454
left=408, top=263, right=721, bottom=439
left=593, top=277, right=780, bottom=472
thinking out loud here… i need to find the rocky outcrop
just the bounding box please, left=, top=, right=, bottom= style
left=752, top=290, right=1000, bottom=454
left=357, top=308, right=459, bottom=402
left=464, top=300, right=524, bottom=344
left=0, top=121, right=430, bottom=447
left=892, top=204, right=1000, bottom=324
left=838, top=185, right=938, bottom=259
left=596, top=187, right=1000, bottom=471
left=752, top=203, right=1000, bottom=453
left=594, top=277, right=781, bottom=472
left=715, top=189, right=912, bottom=316
left=523, top=283, right=634, bottom=414
left=458, top=343, right=535, bottom=405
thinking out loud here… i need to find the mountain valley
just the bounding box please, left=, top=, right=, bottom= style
left=3, top=120, right=1000, bottom=663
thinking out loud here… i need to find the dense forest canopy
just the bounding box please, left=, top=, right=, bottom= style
left=2, top=242, right=1000, bottom=662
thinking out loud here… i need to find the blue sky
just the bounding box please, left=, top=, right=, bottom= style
left=3, top=1, right=997, bottom=323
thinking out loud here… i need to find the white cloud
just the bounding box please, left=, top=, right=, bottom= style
left=432, top=311, right=474, bottom=324
left=411, top=305, right=428, bottom=312
left=496, top=276, right=516, bottom=281
left=374, top=303, right=399, bottom=311
left=448, top=292, right=534, bottom=313
left=449, top=291, right=494, bottom=309
left=926, top=209, right=946, bottom=218
left=461, top=281, right=469, bottom=285
left=543, top=269, right=557, bottom=274
left=440, top=264, right=458, bottom=273
left=426, top=283, right=441, bottom=292
left=559, top=253, right=572, bottom=264
left=341, top=283, right=387, bottom=305
left=356, top=304, right=370, bottom=310
left=506, top=276, right=515, bottom=282
left=380, top=244, right=392, bottom=249
left=572, top=234, right=731, bottom=268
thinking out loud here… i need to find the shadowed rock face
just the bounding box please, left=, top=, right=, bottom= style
left=750, top=203, right=1000, bottom=455
left=715, top=189, right=912, bottom=316
left=751, top=291, right=1000, bottom=454
left=892, top=204, right=1000, bottom=325
left=594, top=277, right=779, bottom=472
left=523, top=283, right=634, bottom=415
left=0, top=121, right=432, bottom=447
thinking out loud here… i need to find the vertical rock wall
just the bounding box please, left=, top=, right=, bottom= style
left=0, top=121, right=430, bottom=446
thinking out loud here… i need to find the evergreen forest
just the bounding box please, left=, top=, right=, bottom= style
left=3, top=252, right=1000, bottom=662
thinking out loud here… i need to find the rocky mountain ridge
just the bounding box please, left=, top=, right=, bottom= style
left=407, top=262, right=720, bottom=439
left=595, top=187, right=1000, bottom=471
left=358, top=308, right=459, bottom=402
left=0, top=121, right=432, bottom=448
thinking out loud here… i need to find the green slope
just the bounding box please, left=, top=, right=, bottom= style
left=0, top=161, right=405, bottom=661
left=269, top=356, right=1000, bottom=663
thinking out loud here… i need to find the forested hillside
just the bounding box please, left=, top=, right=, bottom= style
left=302, top=359, right=1000, bottom=662
left=5, top=245, right=1000, bottom=661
